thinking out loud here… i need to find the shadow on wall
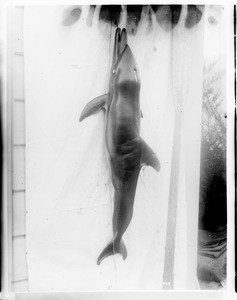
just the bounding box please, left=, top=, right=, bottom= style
left=62, top=5, right=205, bottom=33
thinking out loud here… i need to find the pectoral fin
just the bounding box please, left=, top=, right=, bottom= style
left=79, top=94, right=108, bottom=122
left=140, top=138, right=160, bottom=172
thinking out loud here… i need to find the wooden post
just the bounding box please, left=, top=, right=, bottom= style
left=162, top=5, right=205, bottom=289
left=162, top=6, right=188, bottom=289
left=2, top=5, right=14, bottom=297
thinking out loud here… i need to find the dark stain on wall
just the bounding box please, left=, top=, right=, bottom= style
left=171, top=5, right=183, bottom=27
left=99, top=5, right=121, bottom=26
left=62, top=5, right=204, bottom=33
left=185, top=5, right=203, bottom=29
left=150, top=5, right=160, bottom=13
left=156, top=5, right=182, bottom=31
left=126, top=5, right=143, bottom=35
left=208, top=16, right=218, bottom=25
left=62, top=6, right=82, bottom=26
left=86, top=5, right=96, bottom=27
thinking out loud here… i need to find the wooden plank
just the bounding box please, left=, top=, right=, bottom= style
left=14, top=291, right=222, bottom=300
left=13, top=189, right=25, bottom=193
left=12, top=146, right=25, bottom=191
left=14, top=5, right=24, bottom=53
left=2, top=5, right=15, bottom=294
left=13, top=279, right=29, bottom=292
left=13, top=191, right=26, bottom=237
left=162, top=113, right=182, bottom=289
left=11, top=6, right=29, bottom=290
left=14, top=98, right=25, bottom=102
left=13, top=236, right=28, bottom=282
left=13, top=101, right=25, bottom=145
left=162, top=7, right=188, bottom=289
left=13, top=55, right=25, bottom=99
left=2, top=6, right=28, bottom=296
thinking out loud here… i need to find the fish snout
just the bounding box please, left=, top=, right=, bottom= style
left=116, top=45, right=140, bottom=85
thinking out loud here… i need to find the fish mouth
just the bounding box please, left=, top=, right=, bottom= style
left=111, top=27, right=140, bottom=86
left=112, top=27, right=136, bottom=72
left=112, top=27, right=128, bottom=69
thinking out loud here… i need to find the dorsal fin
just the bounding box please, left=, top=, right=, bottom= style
left=140, top=138, right=160, bottom=172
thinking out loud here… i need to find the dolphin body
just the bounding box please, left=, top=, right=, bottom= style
left=79, top=28, right=160, bottom=265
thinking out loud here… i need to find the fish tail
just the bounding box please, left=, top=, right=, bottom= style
left=97, top=239, right=127, bottom=265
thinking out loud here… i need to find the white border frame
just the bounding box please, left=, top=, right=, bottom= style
left=1, top=1, right=235, bottom=299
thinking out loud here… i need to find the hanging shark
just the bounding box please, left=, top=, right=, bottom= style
left=79, top=27, right=160, bottom=265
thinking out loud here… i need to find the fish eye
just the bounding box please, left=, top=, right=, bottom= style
left=133, top=67, right=137, bottom=72
left=113, top=69, right=116, bottom=74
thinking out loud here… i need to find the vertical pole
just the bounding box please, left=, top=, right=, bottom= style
left=162, top=5, right=205, bottom=289
left=234, top=4, right=237, bottom=293
left=2, top=5, right=14, bottom=298
left=162, top=113, right=182, bottom=289
left=183, top=9, right=205, bottom=289
left=162, top=6, right=188, bottom=289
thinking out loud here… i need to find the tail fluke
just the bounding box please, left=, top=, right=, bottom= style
left=97, top=239, right=127, bottom=265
